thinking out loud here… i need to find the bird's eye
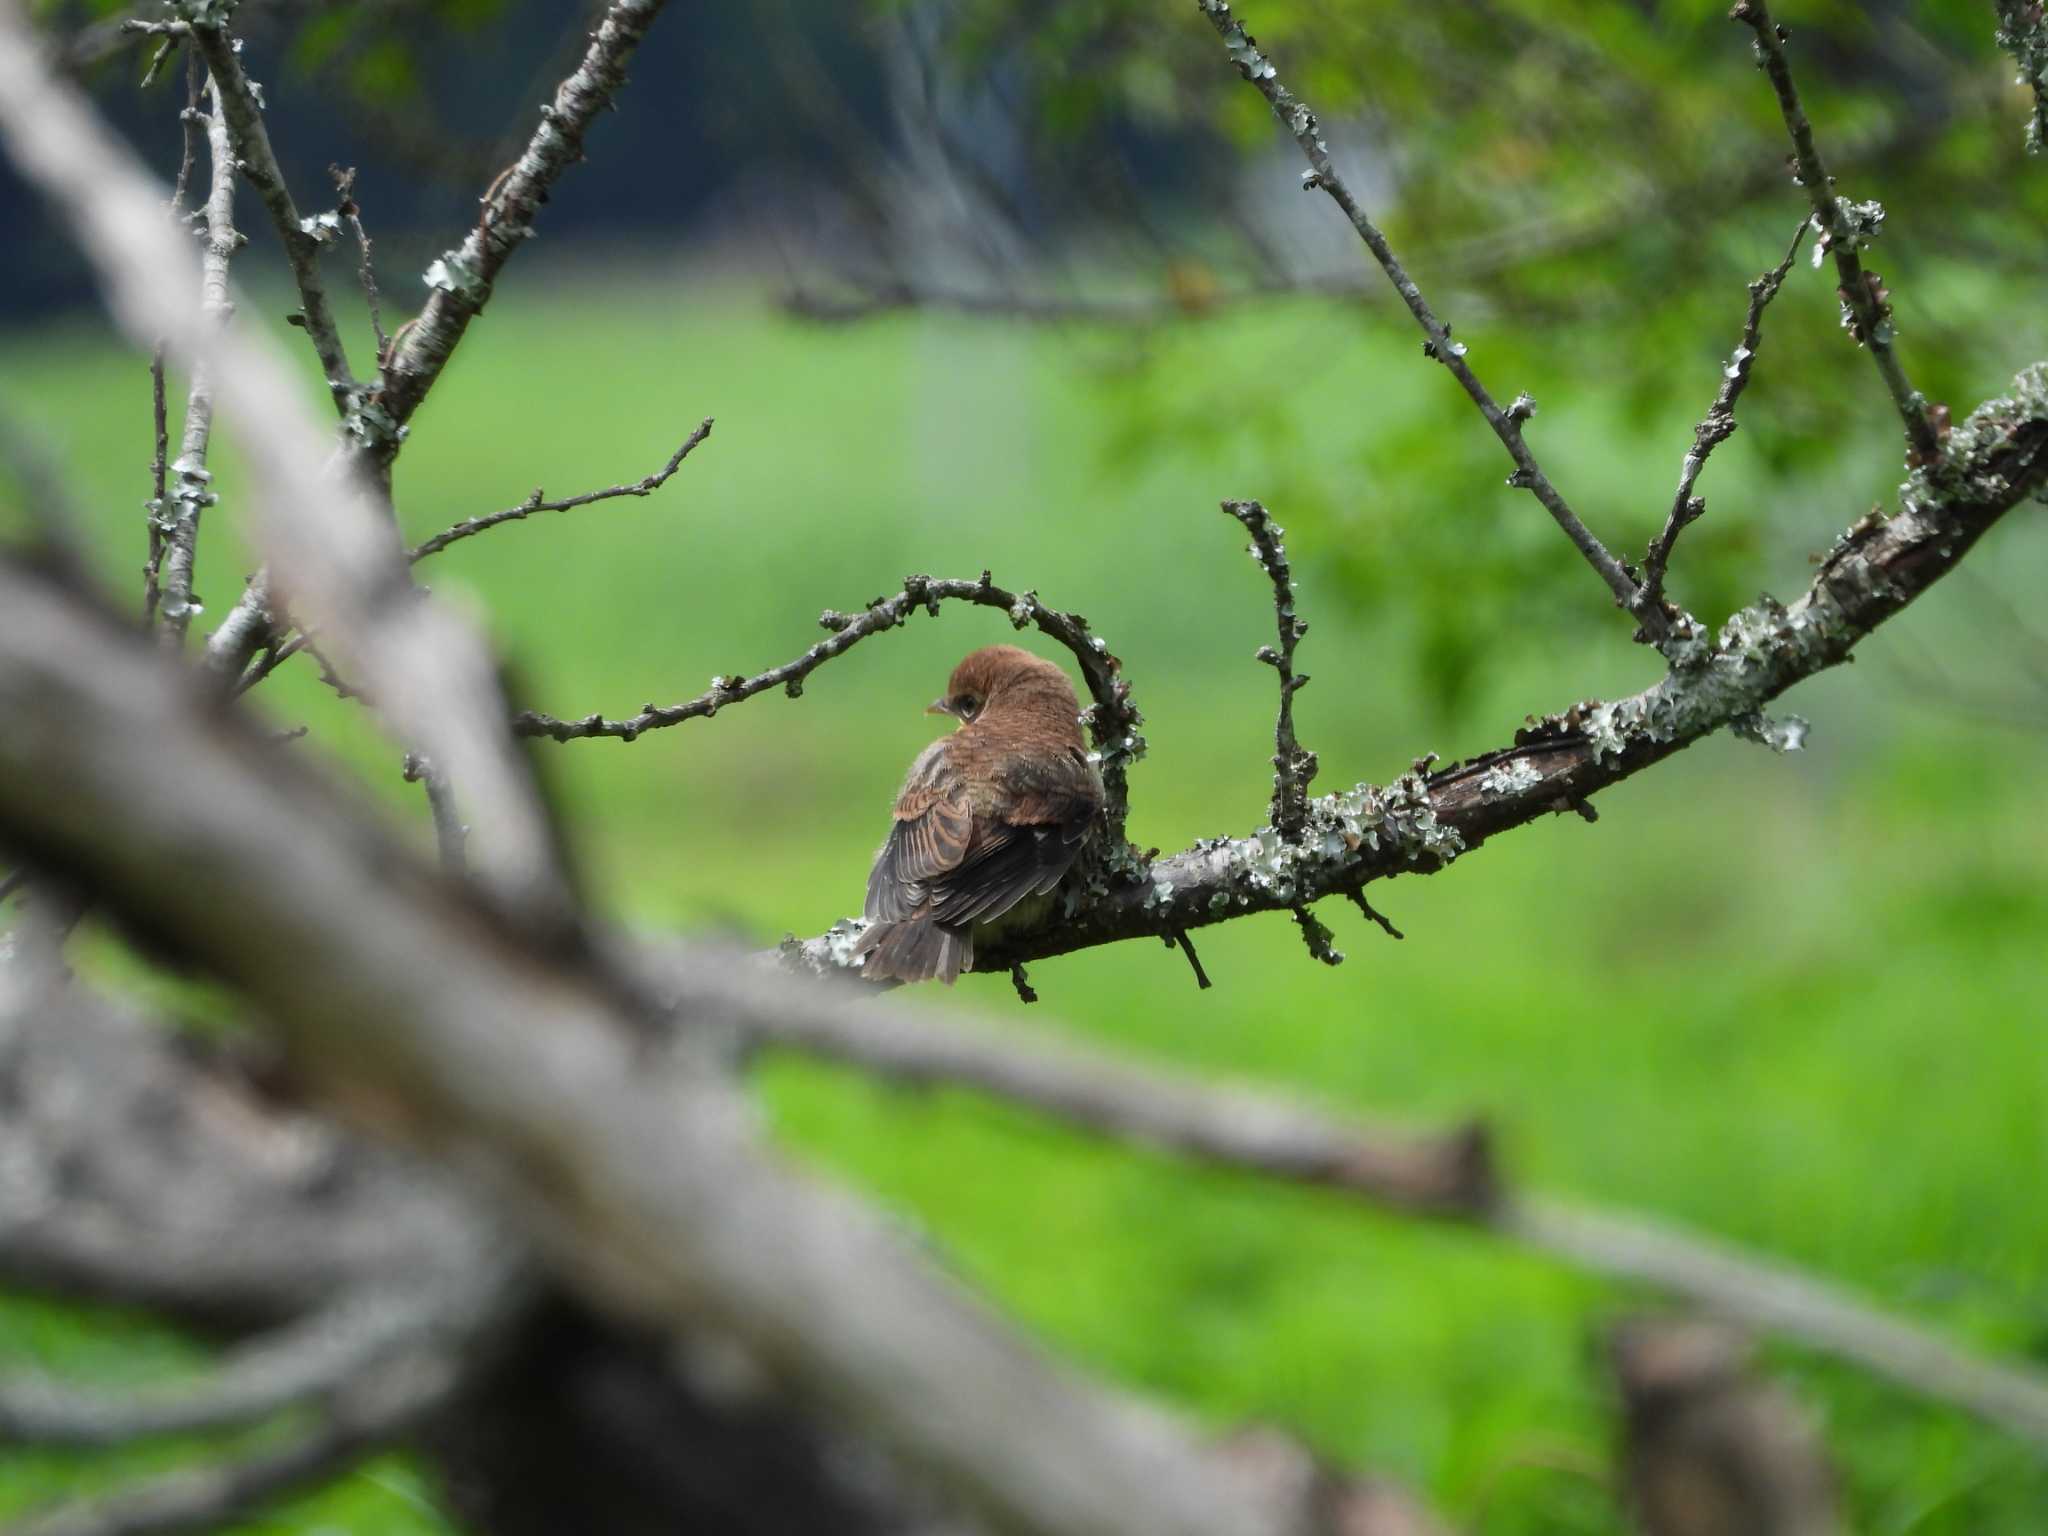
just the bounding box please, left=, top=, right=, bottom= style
left=953, top=694, right=981, bottom=719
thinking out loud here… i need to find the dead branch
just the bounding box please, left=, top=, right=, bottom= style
left=329, top=165, right=389, bottom=362
left=409, top=419, right=713, bottom=563
left=1995, top=1, right=2048, bottom=153
left=0, top=1275, right=507, bottom=1449
left=728, top=986, right=2048, bottom=1448
left=2, top=1351, right=466, bottom=1536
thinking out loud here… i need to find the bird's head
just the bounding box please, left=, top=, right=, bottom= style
left=926, top=644, right=1078, bottom=729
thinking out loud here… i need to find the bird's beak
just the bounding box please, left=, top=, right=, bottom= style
left=925, top=698, right=953, bottom=717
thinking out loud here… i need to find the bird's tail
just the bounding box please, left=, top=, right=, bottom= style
left=853, top=917, right=972, bottom=985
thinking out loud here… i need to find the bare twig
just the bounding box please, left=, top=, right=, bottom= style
left=513, top=570, right=1147, bottom=846
left=157, top=77, right=239, bottom=647
left=1192, top=1, right=1649, bottom=630
left=1640, top=216, right=1812, bottom=619
left=1731, top=0, right=1939, bottom=463
left=402, top=753, right=467, bottom=875
left=1345, top=889, right=1404, bottom=941
left=1169, top=929, right=1213, bottom=990
left=1224, top=500, right=1317, bottom=840
left=0, top=1352, right=464, bottom=1536
left=409, top=419, right=712, bottom=563
left=329, top=165, right=389, bottom=362
left=185, top=22, right=355, bottom=412
left=1995, top=0, right=2048, bottom=153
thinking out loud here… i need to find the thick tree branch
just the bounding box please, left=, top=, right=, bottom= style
left=1224, top=500, right=1317, bottom=842
left=409, top=419, right=712, bottom=563
left=1192, top=1, right=1650, bottom=631
left=1731, top=0, right=1939, bottom=463
left=185, top=17, right=355, bottom=412
left=515, top=571, right=1147, bottom=845
left=734, top=991, right=2048, bottom=1448
left=1641, top=216, right=1811, bottom=618
left=782, top=366, right=2048, bottom=980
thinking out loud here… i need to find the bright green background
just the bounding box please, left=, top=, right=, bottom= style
left=2, top=260, right=2045, bottom=1533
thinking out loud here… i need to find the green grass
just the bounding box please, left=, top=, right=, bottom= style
left=3, top=266, right=2045, bottom=1532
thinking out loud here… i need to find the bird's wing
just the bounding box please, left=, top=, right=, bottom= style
left=925, top=750, right=1101, bottom=927
left=865, top=783, right=975, bottom=923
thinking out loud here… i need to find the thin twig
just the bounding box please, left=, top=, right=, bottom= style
left=328, top=165, right=389, bottom=362
left=230, top=631, right=306, bottom=697
left=1192, top=1, right=1649, bottom=630
left=1345, top=888, right=1404, bottom=941
left=513, top=570, right=1147, bottom=845
left=185, top=22, right=355, bottom=413
left=1224, top=500, right=1317, bottom=840
left=1640, top=216, right=1812, bottom=620
left=402, top=753, right=467, bottom=875
left=1170, top=929, right=1213, bottom=990
left=1731, top=0, right=1938, bottom=463
left=158, top=76, right=239, bottom=647
left=409, top=419, right=712, bottom=562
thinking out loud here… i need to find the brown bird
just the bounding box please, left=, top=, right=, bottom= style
left=855, top=645, right=1102, bottom=985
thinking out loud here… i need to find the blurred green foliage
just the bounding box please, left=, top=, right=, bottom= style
left=3, top=272, right=2045, bottom=1532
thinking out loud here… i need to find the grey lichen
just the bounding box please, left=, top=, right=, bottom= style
left=1478, top=758, right=1543, bottom=797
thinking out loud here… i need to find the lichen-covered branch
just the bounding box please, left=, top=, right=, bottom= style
left=1993, top=0, right=2048, bottom=153
left=783, top=366, right=2048, bottom=978
left=141, top=51, right=202, bottom=629
left=734, top=990, right=2048, bottom=1447
left=1731, top=0, right=1939, bottom=463
left=185, top=15, right=356, bottom=412
left=515, top=571, right=1147, bottom=845
left=1640, top=216, right=1810, bottom=620
left=154, top=76, right=237, bottom=646
left=1192, top=1, right=1649, bottom=631
left=1224, top=500, right=1317, bottom=841
left=410, top=419, right=712, bottom=563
